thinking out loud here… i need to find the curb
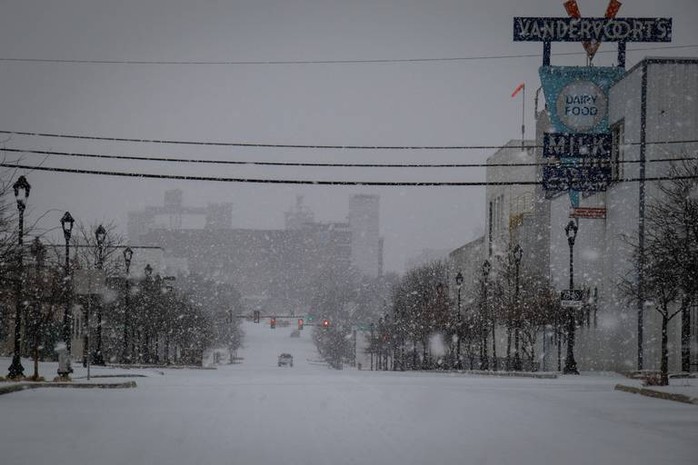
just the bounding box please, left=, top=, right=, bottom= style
left=614, top=384, right=698, bottom=406
left=365, top=368, right=558, bottom=379
left=461, top=370, right=558, bottom=379
left=108, top=364, right=215, bottom=370
left=0, top=381, right=137, bottom=396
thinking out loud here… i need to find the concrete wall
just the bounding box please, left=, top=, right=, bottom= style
left=448, top=236, right=486, bottom=311
left=559, top=59, right=698, bottom=372
left=485, top=140, right=536, bottom=260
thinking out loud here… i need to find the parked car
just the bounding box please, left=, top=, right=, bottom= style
left=278, top=353, right=293, bottom=367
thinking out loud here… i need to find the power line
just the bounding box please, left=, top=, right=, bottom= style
left=0, top=129, right=521, bottom=150
left=2, top=147, right=696, bottom=169
left=3, top=162, right=697, bottom=187
left=2, top=129, right=697, bottom=151
left=0, top=162, right=529, bottom=186
left=0, top=45, right=695, bottom=66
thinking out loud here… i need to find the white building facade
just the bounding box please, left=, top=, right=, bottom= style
left=447, top=57, right=698, bottom=373
left=548, top=58, right=698, bottom=372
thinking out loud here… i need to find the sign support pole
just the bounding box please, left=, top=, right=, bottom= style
left=617, top=41, right=626, bottom=69
left=521, top=84, right=526, bottom=151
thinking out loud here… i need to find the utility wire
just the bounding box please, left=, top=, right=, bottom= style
left=3, top=162, right=697, bottom=187
left=2, top=147, right=696, bottom=169
left=0, top=44, right=695, bottom=66
left=0, top=129, right=525, bottom=150
left=1, top=129, right=697, bottom=151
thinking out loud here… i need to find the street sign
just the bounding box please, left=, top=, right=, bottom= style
left=561, top=289, right=584, bottom=308
left=542, top=165, right=611, bottom=192
left=513, top=17, right=672, bottom=42
left=544, top=133, right=612, bottom=159
left=570, top=207, right=607, bottom=219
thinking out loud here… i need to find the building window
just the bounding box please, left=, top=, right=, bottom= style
left=611, top=120, right=625, bottom=181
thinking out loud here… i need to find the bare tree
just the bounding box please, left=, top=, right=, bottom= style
left=71, top=221, right=126, bottom=274
left=647, top=161, right=698, bottom=372
left=621, top=160, right=698, bottom=383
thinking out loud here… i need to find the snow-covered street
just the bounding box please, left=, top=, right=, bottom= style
left=2, top=322, right=696, bottom=465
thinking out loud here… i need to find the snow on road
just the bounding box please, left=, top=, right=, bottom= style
left=1, top=322, right=696, bottom=465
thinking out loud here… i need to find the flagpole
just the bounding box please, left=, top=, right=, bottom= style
left=521, top=84, right=525, bottom=152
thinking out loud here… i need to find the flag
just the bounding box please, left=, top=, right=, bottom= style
left=511, top=82, right=525, bottom=98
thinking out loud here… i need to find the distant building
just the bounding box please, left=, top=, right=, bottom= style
left=406, top=248, right=452, bottom=271
left=348, top=194, right=381, bottom=278
left=127, top=189, right=232, bottom=240
left=485, top=140, right=536, bottom=260
left=448, top=236, right=486, bottom=310
left=127, top=192, right=381, bottom=314
left=285, top=195, right=315, bottom=230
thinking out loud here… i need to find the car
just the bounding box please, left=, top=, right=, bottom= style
left=278, top=353, right=293, bottom=367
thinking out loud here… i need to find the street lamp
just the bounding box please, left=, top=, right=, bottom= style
left=481, top=259, right=491, bottom=370
left=60, top=212, right=74, bottom=357
left=143, top=264, right=153, bottom=363
left=564, top=220, right=580, bottom=375
left=29, top=237, right=46, bottom=379
left=8, top=175, right=30, bottom=379
left=92, top=224, right=107, bottom=366
left=122, top=247, right=133, bottom=363
left=455, top=272, right=464, bottom=370
left=513, top=244, right=523, bottom=371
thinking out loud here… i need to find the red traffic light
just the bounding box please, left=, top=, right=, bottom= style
left=298, top=319, right=304, bottom=330
left=270, top=317, right=276, bottom=329
left=322, top=319, right=330, bottom=328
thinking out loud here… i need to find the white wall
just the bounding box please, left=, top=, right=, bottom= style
left=569, top=60, right=698, bottom=372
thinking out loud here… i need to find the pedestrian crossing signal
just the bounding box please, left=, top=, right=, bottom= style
left=270, top=317, right=276, bottom=329
left=298, top=319, right=304, bottom=330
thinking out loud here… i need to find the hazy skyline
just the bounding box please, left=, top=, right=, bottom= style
left=1, top=0, right=697, bottom=272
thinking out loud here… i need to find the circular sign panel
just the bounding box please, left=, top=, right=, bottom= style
left=555, top=80, right=607, bottom=132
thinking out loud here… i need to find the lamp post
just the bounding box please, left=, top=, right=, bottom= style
left=29, top=237, right=46, bottom=379
left=8, top=176, right=30, bottom=379
left=92, top=224, right=106, bottom=366
left=143, top=264, right=153, bottom=363
left=564, top=220, right=580, bottom=375
left=122, top=247, right=133, bottom=363
left=455, top=272, right=464, bottom=370
left=513, top=244, right=523, bottom=371
left=60, top=212, right=74, bottom=357
left=481, top=259, right=491, bottom=370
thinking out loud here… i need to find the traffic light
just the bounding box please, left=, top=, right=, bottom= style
left=270, top=317, right=276, bottom=329
left=253, top=310, right=260, bottom=323
left=298, top=319, right=304, bottom=330
left=322, top=319, right=330, bottom=328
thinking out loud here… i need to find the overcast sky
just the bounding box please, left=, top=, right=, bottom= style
left=1, top=0, right=696, bottom=272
